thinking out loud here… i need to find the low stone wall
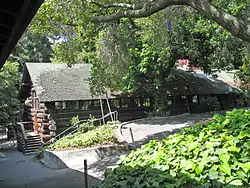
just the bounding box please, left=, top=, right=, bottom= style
left=43, top=144, right=131, bottom=169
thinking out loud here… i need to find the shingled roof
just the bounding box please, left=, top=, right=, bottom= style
left=164, top=69, right=232, bottom=96
left=23, top=63, right=233, bottom=102
left=25, top=63, right=102, bottom=102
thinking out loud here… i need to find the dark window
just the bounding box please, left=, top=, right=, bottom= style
left=121, top=99, right=129, bottom=108
left=62, top=102, right=67, bottom=109
left=135, top=99, right=141, bottom=107
left=143, top=98, right=151, bottom=107
left=111, top=99, right=120, bottom=108
left=55, top=102, right=61, bottom=110
left=192, top=95, right=198, bottom=104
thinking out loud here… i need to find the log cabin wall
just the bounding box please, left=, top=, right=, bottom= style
left=44, top=93, right=250, bottom=135
left=45, top=97, right=153, bottom=134
left=23, top=89, right=55, bottom=142
left=22, top=90, right=249, bottom=136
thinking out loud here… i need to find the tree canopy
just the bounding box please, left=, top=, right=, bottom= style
left=0, top=62, right=20, bottom=125
left=32, top=0, right=249, bottom=98
left=8, top=29, right=53, bottom=68
left=33, top=0, right=250, bottom=41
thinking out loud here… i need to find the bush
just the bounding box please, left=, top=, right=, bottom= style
left=96, top=109, right=250, bottom=187
left=48, top=124, right=118, bottom=150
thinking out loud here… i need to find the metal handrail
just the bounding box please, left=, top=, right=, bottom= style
left=51, top=111, right=119, bottom=143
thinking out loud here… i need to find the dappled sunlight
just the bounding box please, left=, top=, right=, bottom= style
left=97, top=109, right=250, bottom=187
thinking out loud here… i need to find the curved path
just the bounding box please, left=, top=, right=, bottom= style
left=120, top=113, right=211, bottom=147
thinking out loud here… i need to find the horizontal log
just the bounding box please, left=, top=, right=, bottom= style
left=40, top=103, right=45, bottom=108
left=28, top=112, right=44, bottom=118
left=30, top=109, right=46, bottom=113
left=52, top=106, right=151, bottom=114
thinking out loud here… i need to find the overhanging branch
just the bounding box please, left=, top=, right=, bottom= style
left=90, top=1, right=133, bottom=9
left=92, top=0, right=250, bottom=42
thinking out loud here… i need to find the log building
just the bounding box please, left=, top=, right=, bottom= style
left=19, top=62, right=249, bottom=144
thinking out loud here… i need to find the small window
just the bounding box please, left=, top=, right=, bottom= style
left=135, top=99, right=141, bottom=107
left=181, top=96, right=187, bottom=99
left=112, top=99, right=120, bottom=108
left=130, top=99, right=135, bottom=108
left=143, top=98, right=151, bottom=107
left=167, top=100, right=172, bottom=105
left=192, top=95, right=198, bottom=104
left=62, top=102, right=67, bottom=109
left=121, top=99, right=129, bottom=108
left=74, top=101, right=79, bottom=110
left=83, top=101, right=93, bottom=110
left=199, top=96, right=206, bottom=104
left=93, top=100, right=100, bottom=109
left=55, top=102, right=61, bottom=110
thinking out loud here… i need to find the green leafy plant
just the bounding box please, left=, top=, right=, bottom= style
left=48, top=124, right=118, bottom=150
left=96, top=109, right=250, bottom=187
left=0, top=62, right=20, bottom=125
left=36, top=148, right=44, bottom=159
left=71, top=115, right=80, bottom=126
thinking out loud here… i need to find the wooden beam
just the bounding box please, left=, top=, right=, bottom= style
left=0, top=9, right=19, bottom=17
left=0, top=34, right=8, bottom=40
left=0, top=0, right=45, bottom=69
left=22, top=83, right=31, bottom=86
left=0, top=23, right=12, bottom=30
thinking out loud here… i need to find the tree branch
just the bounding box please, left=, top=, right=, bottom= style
left=128, top=18, right=140, bottom=30
left=92, top=0, right=250, bottom=42
left=90, top=1, right=133, bottom=9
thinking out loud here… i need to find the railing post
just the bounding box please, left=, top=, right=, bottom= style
left=19, top=123, right=27, bottom=139
left=105, top=93, right=114, bottom=122
left=84, top=159, right=88, bottom=188
left=99, top=94, right=105, bottom=125
left=129, top=127, right=134, bottom=144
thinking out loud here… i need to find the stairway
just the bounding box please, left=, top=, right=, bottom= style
left=16, top=122, right=42, bottom=155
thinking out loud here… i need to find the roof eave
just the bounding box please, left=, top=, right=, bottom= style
left=0, top=0, right=44, bottom=69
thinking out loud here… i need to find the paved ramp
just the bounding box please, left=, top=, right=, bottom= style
left=120, top=113, right=211, bottom=147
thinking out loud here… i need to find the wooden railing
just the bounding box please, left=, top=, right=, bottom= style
left=16, top=121, right=42, bottom=154
left=16, top=121, right=34, bottom=139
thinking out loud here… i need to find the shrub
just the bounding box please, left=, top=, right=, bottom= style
left=48, top=124, right=118, bottom=150
left=96, top=109, right=250, bottom=187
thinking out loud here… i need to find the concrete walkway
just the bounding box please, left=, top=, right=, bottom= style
left=120, top=113, right=211, bottom=147
left=0, top=148, right=100, bottom=188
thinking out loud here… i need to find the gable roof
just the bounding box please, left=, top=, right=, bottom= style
left=165, top=69, right=232, bottom=96
left=25, top=63, right=98, bottom=102
left=23, top=63, right=234, bottom=102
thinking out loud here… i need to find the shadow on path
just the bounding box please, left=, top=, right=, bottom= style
left=0, top=146, right=100, bottom=188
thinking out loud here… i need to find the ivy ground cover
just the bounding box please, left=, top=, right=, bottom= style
left=48, top=124, right=118, bottom=150
left=97, top=109, right=250, bottom=187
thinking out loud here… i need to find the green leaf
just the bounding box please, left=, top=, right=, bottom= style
left=219, top=163, right=231, bottom=176
left=227, top=145, right=240, bottom=152
left=195, top=163, right=204, bottom=175
left=238, top=131, right=250, bottom=139
left=238, top=162, right=250, bottom=173
left=170, top=170, right=177, bottom=177
left=219, top=153, right=230, bottom=163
